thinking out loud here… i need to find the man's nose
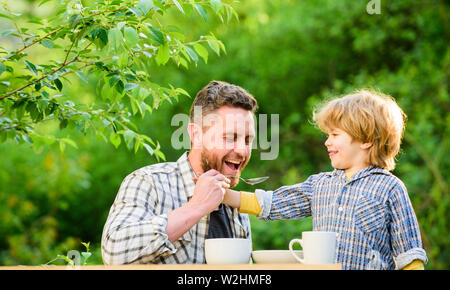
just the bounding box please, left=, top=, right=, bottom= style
left=324, top=137, right=331, bottom=147
left=233, top=139, right=248, bottom=156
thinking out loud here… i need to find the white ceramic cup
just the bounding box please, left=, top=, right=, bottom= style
left=204, top=238, right=252, bottom=264
left=288, top=231, right=337, bottom=264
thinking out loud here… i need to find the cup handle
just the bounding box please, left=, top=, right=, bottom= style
left=289, top=239, right=304, bottom=263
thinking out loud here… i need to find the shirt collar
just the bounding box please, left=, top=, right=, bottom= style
left=332, top=165, right=392, bottom=183
left=177, top=151, right=197, bottom=198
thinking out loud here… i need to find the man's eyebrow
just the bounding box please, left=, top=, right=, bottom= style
left=223, top=132, right=255, bottom=138
left=223, top=132, right=236, bottom=136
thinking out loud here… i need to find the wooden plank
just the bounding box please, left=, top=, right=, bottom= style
left=0, top=263, right=341, bottom=270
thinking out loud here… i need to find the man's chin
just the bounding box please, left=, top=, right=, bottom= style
left=226, top=172, right=243, bottom=187
left=229, top=178, right=240, bottom=188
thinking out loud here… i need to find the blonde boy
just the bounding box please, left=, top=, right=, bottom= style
left=223, top=89, right=427, bottom=270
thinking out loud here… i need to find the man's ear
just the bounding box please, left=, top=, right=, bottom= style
left=360, top=142, right=373, bottom=150
left=188, top=122, right=202, bottom=149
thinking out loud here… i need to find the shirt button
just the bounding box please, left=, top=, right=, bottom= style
left=338, top=206, right=343, bottom=212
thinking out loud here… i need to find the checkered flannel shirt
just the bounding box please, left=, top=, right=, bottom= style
left=254, top=166, right=428, bottom=270
left=101, top=152, right=251, bottom=265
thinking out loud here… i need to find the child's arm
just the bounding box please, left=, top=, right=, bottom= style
left=402, top=260, right=424, bottom=270
left=388, top=180, right=428, bottom=269
left=223, top=174, right=318, bottom=220
left=223, top=189, right=262, bottom=215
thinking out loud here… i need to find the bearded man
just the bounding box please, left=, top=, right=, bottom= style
left=101, top=80, right=258, bottom=264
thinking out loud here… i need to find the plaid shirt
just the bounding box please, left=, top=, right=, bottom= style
left=255, top=166, right=427, bottom=270
left=101, top=152, right=251, bottom=265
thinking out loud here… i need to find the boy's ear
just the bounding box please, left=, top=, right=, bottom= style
left=360, top=142, right=373, bottom=150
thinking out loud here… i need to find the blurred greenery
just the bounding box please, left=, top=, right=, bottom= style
left=0, top=0, right=448, bottom=269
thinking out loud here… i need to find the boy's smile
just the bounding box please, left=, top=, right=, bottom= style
left=325, top=128, right=371, bottom=175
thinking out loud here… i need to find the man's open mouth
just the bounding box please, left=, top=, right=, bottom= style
left=224, top=159, right=243, bottom=171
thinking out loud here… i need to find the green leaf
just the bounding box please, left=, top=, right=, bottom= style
left=128, top=7, right=143, bottom=18
left=178, top=56, right=188, bottom=69
left=59, top=118, right=69, bottom=129
left=124, top=26, right=139, bottom=48
left=76, top=71, right=89, bottom=83
left=123, top=130, right=135, bottom=145
left=143, top=143, right=154, bottom=155
left=134, top=137, right=141, bottom=153
left=156, top=44, right=170, bottom=65
left=110, top=132, right=121, bottom=148
left=97, top=28, right=108, bottom=45
left=54, top=79, right=63, bottom=91
left=138, top=0, right=154, bottom=15
left=24, top=60, right=38, bottom=77
left=154, top=147, right=166, bottom=161
left=38, top=0, right=52, bottom=7
left=81, top=242, right=90, bottom=251
left=59, top=140, right=66, bottom=152
left=173, top=0, right=185, bottom=15
left=26, top=101, right=39, bottom=120
left=108, top=28, right=123, bottom=52
left=0, top=62, right=6, bottom=76
left=115, top=80, right=124, bottom=94
left=68, top=14, right=81, bottom=29
left=210, top=0, right=223, bottom=13
left=125, top=83, right=139, bottom=91
left=38, top=98, right=50, bottom=113
left=0, top=12, right=12, bottom=20
left=108, top=74, right=121, bottom=87
left=22, top=134, right=33, bottom=145
left=205, top=35, right=221, bottom=55
left=2, top=29, right=17, bottom=37
left=117, top=21, right=126, bottom=31
left=185, top=46, right=198, bottom=62
left=61, top=137, right=78, bottom=148
left=176, top=87, right=190, bottom=97
left=194, top=4, right=207, bottom=21
left=193, top=43, right=208, bottom=63
left=41, top=39, right=54, bottom=48
left=217, top=39, right=226, bottom=54
left=148, top=26, right=165, bottom=45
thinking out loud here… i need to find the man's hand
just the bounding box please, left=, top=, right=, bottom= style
left=166, top=169, right=230, bottom=242
left=190, top=169, right=231, bottom=215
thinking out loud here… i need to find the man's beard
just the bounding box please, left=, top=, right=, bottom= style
left=200, top=149, right=247, bottom=187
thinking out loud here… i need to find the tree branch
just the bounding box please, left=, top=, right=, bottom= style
left=0, top=41, right=95, bottom=101
left=4, top=26, right=66, bottom=61
left=0, top=56, right=78, bottom=101
left=2, top=5, right=131, bottom=62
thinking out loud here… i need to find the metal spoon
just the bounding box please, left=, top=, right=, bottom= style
left=192, top=175, right=269, bottom=185
left=226, top=175, right=269, bottom=185
left=200, top=159, right=269, bottom=185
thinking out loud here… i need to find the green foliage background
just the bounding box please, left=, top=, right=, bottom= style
left=1, top=0, right=448, bottom=269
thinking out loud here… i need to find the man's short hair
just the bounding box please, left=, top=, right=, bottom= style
left=189, top=80, right=258, bottom=124
left=312, top=89, right=407, bottom=171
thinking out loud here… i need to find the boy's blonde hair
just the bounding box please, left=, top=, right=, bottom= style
left=312, top=89, right=407, bottom=171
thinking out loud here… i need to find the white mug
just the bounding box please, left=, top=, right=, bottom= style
left=204, top=238, right=252, bottom=264
left=289, top=231, right=337, bottom=264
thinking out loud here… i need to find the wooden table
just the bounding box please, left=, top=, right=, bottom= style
left=0, top=263, right=341, bottom=270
